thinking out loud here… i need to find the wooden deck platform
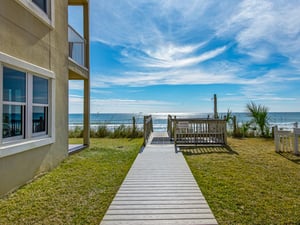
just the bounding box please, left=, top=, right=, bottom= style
left=100, top=132, right=218, bottom=225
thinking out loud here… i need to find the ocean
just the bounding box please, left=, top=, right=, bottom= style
left=69, top=112, right=300, bottom=131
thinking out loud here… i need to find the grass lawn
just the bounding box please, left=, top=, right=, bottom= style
left=184, top=137, right=300, bottom=225
left=0, top=138, right=143, bottom=225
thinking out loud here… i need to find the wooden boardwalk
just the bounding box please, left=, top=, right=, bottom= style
left=100, top=132, right=218, bottom=225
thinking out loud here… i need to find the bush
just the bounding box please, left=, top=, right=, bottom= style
left=96, top=125, right=110, bottom=137
left=69, top=126, right=83, bottom=138
left=110, top=125, right=132, bottom=138
left=69, top=124, right=143, bottom=139
left=246, top=101, right=270, bottom=137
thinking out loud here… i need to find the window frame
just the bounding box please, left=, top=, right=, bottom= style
left=0, top=52, right=55, bottom=158
left=31, top=75, right=49, bottom=137
left=16, top=0, right=55, bottom=28
left=2, top=67, right=27, bottom=142
left=32, top=0, right=49, bottom=14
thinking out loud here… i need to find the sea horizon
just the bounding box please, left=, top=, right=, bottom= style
left=69, top=112, right=300, bottom=132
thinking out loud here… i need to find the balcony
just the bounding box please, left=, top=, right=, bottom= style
left=68, top=25, right=86, bottom=67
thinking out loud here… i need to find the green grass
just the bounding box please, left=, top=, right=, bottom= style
left=0, top=138, right=143, bottom=225
left=184, top=138, right=300, bottom=225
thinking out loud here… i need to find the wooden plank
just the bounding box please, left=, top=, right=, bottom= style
left=114, top=195, right=204, bottom=199
left=111, top=200, right=208, bottom=205
left=101, top=219, right=218, bottom=225
left=103, top=213, right=215, bottom=220
left=106, top=208, right=212, bottom=214
left=119, top=186, right=199, bottom=189
left=109, top=204, right=212, bottom=210
left=116, top=193, right=203, bottom=197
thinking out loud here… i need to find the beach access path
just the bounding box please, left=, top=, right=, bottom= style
left=100, top=131, right=218, bottom=225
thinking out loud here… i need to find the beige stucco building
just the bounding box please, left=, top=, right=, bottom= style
left=0, top=0, right=90, bottom=197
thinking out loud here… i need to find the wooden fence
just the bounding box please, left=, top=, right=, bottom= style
left=143, top=115, right=153, bottom=146
left=274, top=126, right=300, bottom=155
left=168, top=116, right=227, bottom=146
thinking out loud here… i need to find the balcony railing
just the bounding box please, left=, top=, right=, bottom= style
left=68, top=25, right=86, bottom=67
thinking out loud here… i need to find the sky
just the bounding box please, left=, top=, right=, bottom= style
left=68, top=0, right=300, bottom=114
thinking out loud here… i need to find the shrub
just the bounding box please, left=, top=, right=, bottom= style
left=68, top=126, right=83, bottom=138
left=246, top=101, right=270, bottom=137
left=96, top=125, right=110, bottom=137
left=110, top=125, right=131, bottom=138
left=69, top=124, right=144, bottom=139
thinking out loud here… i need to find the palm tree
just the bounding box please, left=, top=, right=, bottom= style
left=224, top=109, right=233, bottom=123
left=246, top=101, right=269, bottom=137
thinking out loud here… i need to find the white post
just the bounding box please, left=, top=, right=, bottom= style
left=274, top=126, right=280, bottom=153
left=293, top=128, right=300, bottom=155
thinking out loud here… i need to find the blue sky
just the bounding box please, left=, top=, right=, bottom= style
left=69, top=0, right=300, bottom=114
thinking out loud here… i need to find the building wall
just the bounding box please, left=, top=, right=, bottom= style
left=0, top=0, right=69, bottom=196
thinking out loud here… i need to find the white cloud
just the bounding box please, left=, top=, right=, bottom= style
left=69, top=80, right=83, bottom=90
left=144, top=42, right=206, bottom=61
left=69, top=95, right=83, bottom=113
left=94, top=67, right=246, bottom=87
left=142, top=46, right=227, bottom=69
left=217, top=0, right=300, bottom=63
left=90, top=98, right=176, bottom=113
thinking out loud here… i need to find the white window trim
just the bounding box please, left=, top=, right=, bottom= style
left=0, top=51, right=56, bottom=158
left=15, top=0, right=55, bottom=29
left=0, top=52, right=55, bottom=79
left=0, top=137, right=55, bottom=158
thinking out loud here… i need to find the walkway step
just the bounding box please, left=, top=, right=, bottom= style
left=100, top=132, right=218, bottom=225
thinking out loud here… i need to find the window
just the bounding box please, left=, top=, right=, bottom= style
left=2, top=66, right=50, bottom=141
left=0, top=52, right=55, bottom=156
left=2, top=67, right=26, bottom=140
left=32, top=0, right=48, bottom=14
left=32, top=76, right=48, bottom=135
left=3, top=105, right=24, bottom=139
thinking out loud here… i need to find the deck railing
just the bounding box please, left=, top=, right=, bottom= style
left=143, top=115, right=153, bottom=146
left=169, top=116, right=227, bottom=146
left=3, top=120, right=22, bottom=138
left=68, top=25, right=86, bottom=67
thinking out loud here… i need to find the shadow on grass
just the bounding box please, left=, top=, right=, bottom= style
left=278, top=152, right=300, bottom=164
left=180, top=145, right=239, bottom=155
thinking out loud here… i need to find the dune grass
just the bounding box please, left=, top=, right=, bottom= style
left=184, top=137, right=300, bottom=225
left=0, top=138, right=143, bottom=225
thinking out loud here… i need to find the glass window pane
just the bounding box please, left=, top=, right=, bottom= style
left=3, top=67, right=26, bottom=102
left=2, top=105, right=23, bottom=138
left=32, top=0, right=47, bottom=13
left=33, top=76, right=48, bottom=104
left=32, top=106, right=47, bottom=133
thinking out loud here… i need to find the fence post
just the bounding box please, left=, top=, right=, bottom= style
left=223, top=120, right=227, bottom=145
left=233, top=115, right=237, bottom=136
left=294, top=128, right=299, bottom=155
left=213, top=94, right=218, bottom=119
left=132, top=116, right=136, bottom=137
left=143, top=115, right=153, bottom=146
left=143, top=116, right=147, bottom=146
left=274, top=126, right=279, bottom=153
left=174, top=116, right=177, bottom=145
left=167, top=115, right=171, bottom=137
